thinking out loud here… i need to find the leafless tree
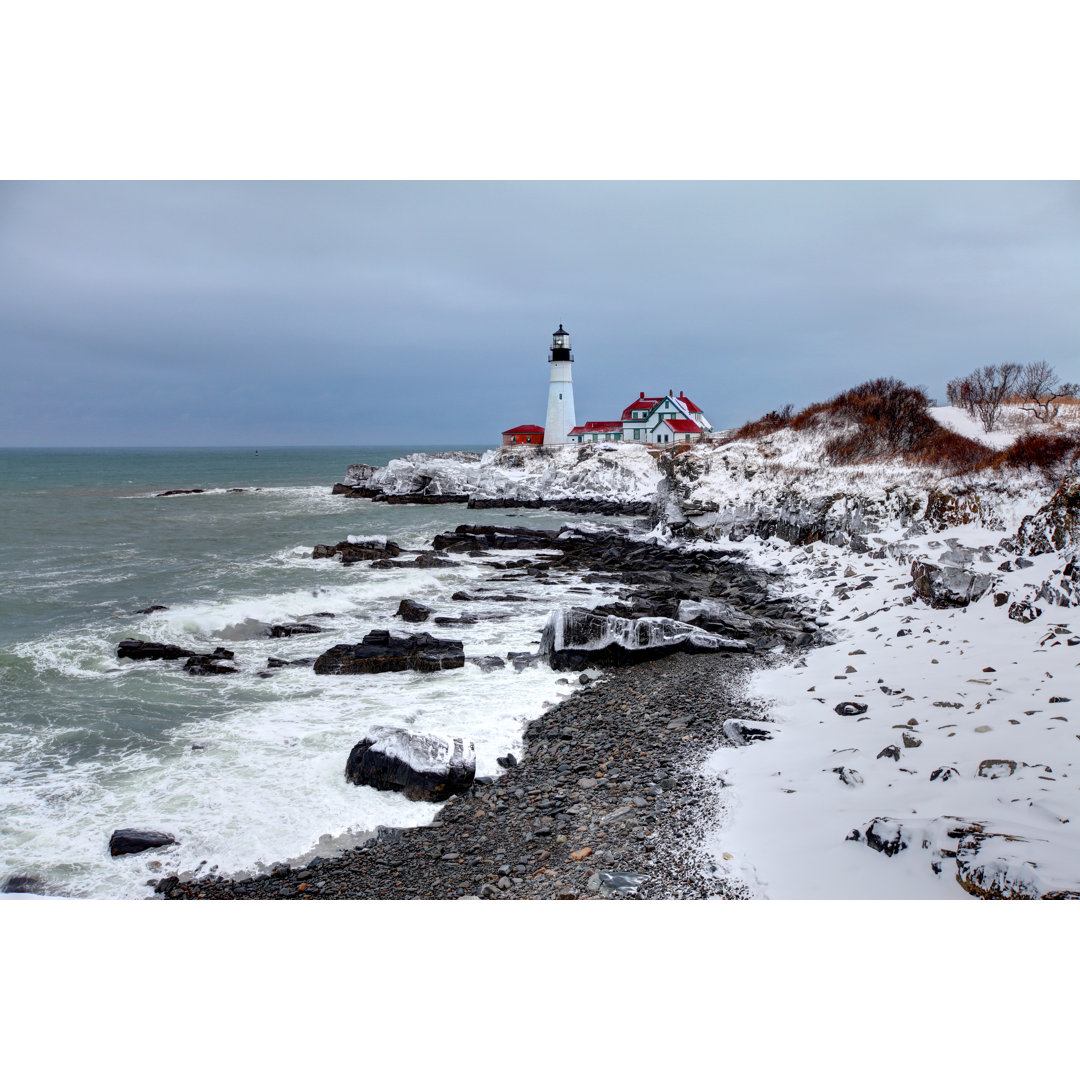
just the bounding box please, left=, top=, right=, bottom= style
left=946, top=375, right=977, bottom=416
left=965, top=363, right=1023, bottom=432
left=1016, top=361, right=1079, bottom=421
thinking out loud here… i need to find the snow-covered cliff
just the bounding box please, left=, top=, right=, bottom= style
left=654, top=425, right=1062, bottom=546
left=357, top=444, right=663, bottom=504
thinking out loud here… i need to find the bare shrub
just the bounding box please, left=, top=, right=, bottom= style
left=994, top=431, right=1080, bottom=473
left=1016, top=361, right=1079, bottom=421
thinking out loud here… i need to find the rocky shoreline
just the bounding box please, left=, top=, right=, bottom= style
left=161, top=647, right=772, bottom=900
left=156, top=512, right=815, bottom=901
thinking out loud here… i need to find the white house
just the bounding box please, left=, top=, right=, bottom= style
left=618, top=391, right=713, bottom=444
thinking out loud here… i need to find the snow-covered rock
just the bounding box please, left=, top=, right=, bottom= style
left=910, top=559, right=995, bottom=608
left=365, top=444, right=662, bottom=504
left=539, top=606, right=747, bottom=671
left=345, top=726, right=476, bottom=802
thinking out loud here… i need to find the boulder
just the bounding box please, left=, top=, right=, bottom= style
left=267, top=623, right=323, bottom=638
left=133, top=605, right=168, bottom=614
left=539, top=606, right=748, bottom=671
left=345, top=726, right=475, bottom=801
left=467, top=655, right=506, bottom=671
left=722, top=718, right=775, bottom=746
left=2, top=874, right=45, bottom=894
left=184, top=648, right=238, bottom=675
left=117, top=639, right=195, bottom=661
left=313, top=538, right=403, bottom=563
left=109, top=829, right=178, bottom=857
left=396, top=599, right=434, bottom=623
left=833, top=701, right=868, bottom=716
left=154, top=489, right=205, bottom=497
left=413, top=553, right=455, bottom=568
left=911, top=559, right=994, bottom=608
left=313, top=630, right=464, bottom=675
left=1012, top=473, right=1080, bottom=558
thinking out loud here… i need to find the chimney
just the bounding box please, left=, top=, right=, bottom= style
left=668, top=389, right=673, bottom=397
left=639, top=391, right=644, bottom=399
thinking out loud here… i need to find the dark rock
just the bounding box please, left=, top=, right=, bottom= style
left=834, top=701, right=868, bottom=716
left=496, top=753, right=518, bottom=769
left=2, top=874, right=45, bottom=894
left=154, top=489, right=205, bottom=497
left=267, top=623, right=323, bottom=638
left=184, top=648, right=238, bottom=675
left=266, top=656, right=314, bottom=668
left=413, top=553, right=455, bottom=568
left=345, top=726, right=475, bottom=802
left=507, top=651, right=542, bottom=671
left=467, top=655, right=506, bottom=671
left=117, top=639, right=195, bottom=661
left=930, top=766, right=958, bottom=782
left=313, top=630, right=464, bottom=675
left=435, top=615, right=478, bottom=626
left=133, top=605, right=168, bottom=614
left=314, top=539, right=404, bottom=564
left=876, top=744, right=901, bottom=761
left=396, top=599, right=434, bottom=623
left=154, top=875, right=180, bottom=894
left=109, top=829, right=178, bottom=857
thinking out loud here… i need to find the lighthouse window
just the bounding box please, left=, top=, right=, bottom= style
left=559, top=394, right=562, bottom=399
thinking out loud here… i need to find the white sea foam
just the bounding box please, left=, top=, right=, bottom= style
left=0, top=540, right=613, bottom=898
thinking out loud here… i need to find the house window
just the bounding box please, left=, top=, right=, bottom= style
left=526, top=436, right=531, bottom=443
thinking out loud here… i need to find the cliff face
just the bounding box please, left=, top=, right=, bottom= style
left=652, top=428, right=1059, bottom=548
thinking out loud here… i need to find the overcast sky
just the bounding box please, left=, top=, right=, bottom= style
left=0, top=181, right=1076, bottom=446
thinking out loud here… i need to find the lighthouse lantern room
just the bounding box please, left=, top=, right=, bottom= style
left=544, top=323, right=577, bottom=445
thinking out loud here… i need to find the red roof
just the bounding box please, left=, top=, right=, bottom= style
left=502, top=424, right=544, bottom=435
left=677, top=394, right=703, bottom=414
left=663, top=418, right=702, bottom=433
left=620, top=397, right=663, bottom=421
left=577, top=420, right=623, bottom=433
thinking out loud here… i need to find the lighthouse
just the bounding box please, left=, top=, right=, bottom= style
left=544, top=324, right=577, bottom=445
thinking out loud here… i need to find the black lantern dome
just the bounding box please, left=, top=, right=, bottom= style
left=549, top=324, right=572, bottom=363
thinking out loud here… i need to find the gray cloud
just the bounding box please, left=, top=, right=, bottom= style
left=0, top=181, right=1076, bottom=445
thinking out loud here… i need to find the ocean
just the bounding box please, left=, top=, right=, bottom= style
left=0, top=446, right=608, bottom=898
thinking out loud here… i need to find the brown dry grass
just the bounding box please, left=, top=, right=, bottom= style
left=728, top=379, right=1080, bottom=477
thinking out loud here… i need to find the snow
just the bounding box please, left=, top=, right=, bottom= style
left=929, top=405, right=1016, bottom=448
left=365, top=444, right=662, bottom=503
left=700, top=526, right=1080, bottom=899
left=365, top=726, right=475, bottom=776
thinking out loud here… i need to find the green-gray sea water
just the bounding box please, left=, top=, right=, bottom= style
left=0, top=447, right=602, bottom=898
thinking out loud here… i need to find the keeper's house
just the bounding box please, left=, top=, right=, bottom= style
left=502, top=424, right=545, bottom=446
left=569, top=391, right=713, bottom=445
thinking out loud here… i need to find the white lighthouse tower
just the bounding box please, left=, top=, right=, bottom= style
left=544, top=324, right=576, bottom=445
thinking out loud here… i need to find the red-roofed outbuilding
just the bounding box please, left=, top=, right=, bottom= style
left=502, top=424, right=544, bottom=446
